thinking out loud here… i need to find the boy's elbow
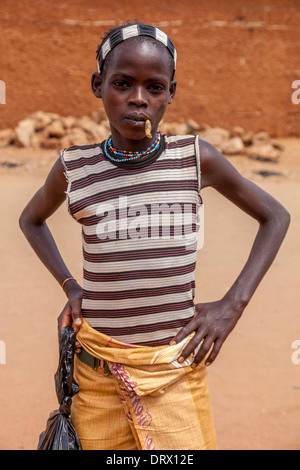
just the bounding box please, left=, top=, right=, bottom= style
left=278, top=202, right=291, bottom=224
left=274, top=203, right=291, bottom=235
left=19, top=207, right=35, bottom=235
left=262, top=201, right=290, bottom=237
left=19, top=209, right=28, bottom=234
left=282, top=207, right=291, bottom=230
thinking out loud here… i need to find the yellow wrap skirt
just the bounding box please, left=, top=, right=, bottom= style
left=71, top=319, right=217, bottom=450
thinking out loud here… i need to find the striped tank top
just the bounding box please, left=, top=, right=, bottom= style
left=61, top=134, right=203, bottom=346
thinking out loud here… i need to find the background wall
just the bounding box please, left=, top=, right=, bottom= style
left=1, top=0, right=300, bottom=136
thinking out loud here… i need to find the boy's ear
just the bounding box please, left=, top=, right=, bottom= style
left=168, top=79, right=177, bottom=104
left=91, top=72, right=103, bottom=98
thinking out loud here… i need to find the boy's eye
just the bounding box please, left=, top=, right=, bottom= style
left=113, top=80, right=130, bottom=89
left=149, top=84, right=165, bottom=92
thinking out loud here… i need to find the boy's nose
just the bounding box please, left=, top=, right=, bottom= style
left=128, top=86, right=148, bottom=107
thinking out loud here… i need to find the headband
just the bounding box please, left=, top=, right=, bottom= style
left=97, top=23, right=177, bottom=73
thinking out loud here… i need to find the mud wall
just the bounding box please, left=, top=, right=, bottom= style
left=1, top=0, right=300, bottom=136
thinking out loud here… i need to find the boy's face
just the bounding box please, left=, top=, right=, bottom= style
left=92, top=39, right=177, bottom=148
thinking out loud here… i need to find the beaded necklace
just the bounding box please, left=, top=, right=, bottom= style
left=104, top=132, right=161, bottom=162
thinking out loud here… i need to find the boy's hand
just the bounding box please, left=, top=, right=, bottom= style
left=57, top=283, right=83, bottom=353
left=170, top=299, right=244, bottom=367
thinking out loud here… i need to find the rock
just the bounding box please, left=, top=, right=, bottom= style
left=252, top=131, right=271, bottom=145
left=198, top=127, right=230, bottom=148
left=68, top=127, right=90, bottom=146
left=187, top=119, right=200, bottom=133
left=31, top=131, right=45, bottom=148
left=246, top=144, right=281, bottom=160
left=271, top=140, right=285, bottom=151
left=1, top=112, right=286, bottom=157
left=221, top=136, right=244, bottom=155
left=74, top=116, right=108, bottom=141
left=60, top=135, right=72, bottom=149
left=45, top=112, right=61, bottom=121
left=198, top=123, right=211, bottom=132
left=1, top=160, right=23, bottom=168
left=230, top=126, right=245, bottom=138
left=14, top=118, right=36, bottom=147
left=91, top=124, right=109, bottom=142
left=74, top=116, right=94, bottom=132
left=61, top=116, right=77, bottom=130
left=91, top=109, right=106, bottom=124
left=254, top=170, right=282, bottom=177
left=160, top=122, right=190, bottom=135
left=41, top=137, right=61, bottom=149
left=29, top=111, right=53, bottom=131
left=0, top=128, right=15, bottom=147
left=241, top=131, right=253, bottom=146
left=44, top=120, right=65, bottom=138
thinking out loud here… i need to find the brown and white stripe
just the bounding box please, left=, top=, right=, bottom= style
left=61, top=134, right=202, bottom=346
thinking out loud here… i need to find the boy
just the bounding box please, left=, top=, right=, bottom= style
left=19, top=23, right=290, bottom=450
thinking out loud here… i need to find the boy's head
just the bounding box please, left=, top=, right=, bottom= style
left=91, top=22, right=177, bottom=145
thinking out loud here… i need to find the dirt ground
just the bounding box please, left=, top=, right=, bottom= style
left=0, top=137, right=299, bottom=450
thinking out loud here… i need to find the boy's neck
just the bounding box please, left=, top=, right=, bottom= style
left=110, top=128, right=159, bottom=152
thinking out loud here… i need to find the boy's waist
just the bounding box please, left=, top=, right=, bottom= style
left=75, top=318, right=196, bottom=368
left=77, top=347, right=112, bottom=375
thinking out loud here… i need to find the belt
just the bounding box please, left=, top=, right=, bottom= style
left=77, top=347, right=112, bottom=375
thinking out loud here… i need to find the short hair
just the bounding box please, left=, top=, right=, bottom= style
left=96, top=22, right=177, bottom=80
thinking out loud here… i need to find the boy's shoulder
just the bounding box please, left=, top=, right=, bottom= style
left=164, top=134, right=224, bottom=174
left=60, top=142, right=102, bottom=161
left=163, top=133, right=198, bottom=150
left=164, top=133, right=196, bottom=143
left=163, top=134, right=218, bottom=160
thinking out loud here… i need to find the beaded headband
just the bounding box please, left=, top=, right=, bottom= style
left=97, top=23, right=177, bottom=74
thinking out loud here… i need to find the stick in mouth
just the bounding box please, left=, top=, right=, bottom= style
left=145, top=119, right=152, bottom=138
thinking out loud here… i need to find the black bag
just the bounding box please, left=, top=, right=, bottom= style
left=37, top=327, right=82, bottom=450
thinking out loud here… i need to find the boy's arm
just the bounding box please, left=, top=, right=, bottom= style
left=171, top=140, right=290, bottom=366
left=19, top=157, right=83, bottom=337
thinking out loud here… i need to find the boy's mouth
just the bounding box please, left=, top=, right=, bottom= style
left=125, top=114, right=149, bottom=125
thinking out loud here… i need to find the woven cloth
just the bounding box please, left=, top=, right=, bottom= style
left=71, top=319, right=217, bottom=450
